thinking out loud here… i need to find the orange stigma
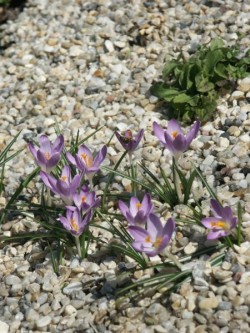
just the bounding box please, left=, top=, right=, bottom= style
left=81, top=153, right=93, bottom=167
left=153, top=237, right=163, bottom=248
left=210, top=221, right=229, bottom=230
left=70, top=218, right=78, bottom=232
left=145, top=235, right=151, bottom=243
left=81, top=195, right=86, bottom=203
left=43, top=152, right=51, bottom=160
left=136, top=203, right=142, bottom=210
left=171, top=131, right=178, bottom=139
left=60, top=176, right=67, bottom=182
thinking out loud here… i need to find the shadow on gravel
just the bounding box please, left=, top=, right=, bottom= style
left=0, top=0, right=26, bottom=24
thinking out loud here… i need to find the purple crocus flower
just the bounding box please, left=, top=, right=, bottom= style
left=153, top=120, right=200, bottom=159
left=73, top=185, right=101, bottom=214
left=40, top=165, right=81, bottom=205
left=58, top=207, right=92, bottom=237
left=66, top=144, right=107, bottom=175
left=115, top=129, right=144, bottom=154
left=128, top=214, right=175, bottom=257
left=119, top=193, right=154, bottom=226
left=201, top=199, right=238, bottom=240
left=28, top=134, right=64, bottom=172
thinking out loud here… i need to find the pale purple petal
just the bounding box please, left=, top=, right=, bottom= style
left=28, top=142, right=37, bottom=159
left=93, top=145, right=107, bottom=167
left=167, top=119, right=183, bottom=136
left=39, top=135, right=51, bottom=154
left=201, top=217, right=220, bottom=228
left=78, top=144, right=92, bottom=157
left=221, top=206, right=233, bottom=222
left=141, top=193, right=153, bottom=214
left=46, top=153, right=61, bottom=169
left=186, top=120, right=200, bottom=146
left=164, top=132, right=176, bottom=154
left=130, top=197, right=140, bottom=217
left=36, top=150, right=47, bottom=167
left=231, top=217, right=238, bottom=229
left=40, top=171, right=54, bottom=190
left=172, top=134, right=187, bottom=152
left=207, top=230, right=228, bottom=240
left=66, top=152, right=77, bottom=166
left=210, top=199, right=225, bottom=219
left=128, top=226, right=149, bottom=243
left=162, top=218, right=175, bottom=238
left=153, top=122, right=166, bottom=143
left=119, top=200, right=129, bottom=218
left=59, top=216, right=71, bottom=231
left=147, top=213, right=163, bottom=240
left=52, top=135, right=64, bottom=153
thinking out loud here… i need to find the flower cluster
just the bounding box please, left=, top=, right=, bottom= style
left=119, top=194, right=175, bottom=257
left=29, top=135, right=106, bottom=240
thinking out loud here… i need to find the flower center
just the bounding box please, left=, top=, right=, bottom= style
left=145, top=235, right=151, bottom=243
left=70, top=218, right=78, bottom=232
left=43, top=152, right=51, bottom=160
left=81, top=153, right=93, bottom=167
left=171, top=131, right=178, bottom=139
left=81, top=195, right=86, bottom=203
left=153, top=237, right=163, bottom=248
left=210, top=221, right=229, bottom=231
left=121, top=130, right=133, bottom=143
left=60, top=176, right=68, bottom=182
left=136, top=203, right=142, bottom=210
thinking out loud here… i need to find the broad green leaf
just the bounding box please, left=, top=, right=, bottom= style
left=195, top=72, right=215, bottom=92
left=173, top=93, right=193, bottom=104
left=162, top=61, right=179, bottom=79
left=214, top=63, right=228, bottom=79
left=150, top=83, right=179, bottom=101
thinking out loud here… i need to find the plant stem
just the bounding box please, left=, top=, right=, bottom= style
left=173, top=157, right=183, bottom=203
left=75, top=236, right=82, bottom=258
left=47, top=188, right=51, bottom=206
left=165, top=249, right=183, bottom=270
left=88, top=174, right=94, bottom=190
left=129, top=153, right=136, bottom=196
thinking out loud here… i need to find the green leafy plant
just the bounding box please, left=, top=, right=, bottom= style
left=151, top=38, right=250, bottom=123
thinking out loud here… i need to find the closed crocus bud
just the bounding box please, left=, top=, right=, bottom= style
left=28, top=134, right=64, bottom=172
left=58, top=207, right=92, bottom=237
left=201, top=199, right=238, bottom=240
left=153, top=120, right=200, bottom=159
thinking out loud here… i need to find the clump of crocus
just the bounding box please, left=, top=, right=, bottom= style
left=115, top=129, right=144, bottom=156
left=128, top=214, right=175, bottom=257
left=73, top=184, right=101, bottom=214
left=118, top=193, right=154, bottom=226
left=66, top=144, right=107, bottom=188
left=153, top=119, right=200, bottom=160
left=201, top=199, right=238, bottom=240
left=40, top=165, right=81, bottom=205
left=28, top=134, right=64, bottom=173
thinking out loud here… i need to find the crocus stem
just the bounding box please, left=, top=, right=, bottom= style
left=173, top=157, right=183, bottom=203
left=129, top=153, right=136, bottom=196
left=47, top=188, right=51, bottom=206
left=75, top=236, right=82, bottom=258
left=88, top=174, right=94, bottom=190
left=165, top=249, right=183, bottom=270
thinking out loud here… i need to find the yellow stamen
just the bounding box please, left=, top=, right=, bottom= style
left=43, top=152, right=51, bottom=160
left=172, top=131, right=178, bottom=139
left=136, top=203, right=142, bottom=210
left=126, top=130, right=132, bottom=138
left=153, top=237, right=163, bottom=248
left=70, top=218, right=78, bottom=232
left=60, top=176, right=67, bottom=182
left=145, top=235, right=151, bottom=243
left=81, top=195, right=86, bottom=203
left=210, top=221, right=229, bottom=231
left=81, top=153, right=93, bottom=167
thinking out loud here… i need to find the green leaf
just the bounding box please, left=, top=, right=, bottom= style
left=195, top=72, right=215, bottom=92
left=214, top=62, right=228, bottom=79
left=150, top=83, right=180, bottom=101
left=172, top=93, right=193, bottom=104
left=162, top=61, right=179, bottom=79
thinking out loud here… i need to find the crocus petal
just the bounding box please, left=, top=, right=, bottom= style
left=28, top=142, right=37, bottom=159
left=167, top=119, right=183, bottom=136
left=93, top=145, right=107, bottom=167
left=128, top=226, right=149, bottom=243
left=52, top=135, right=64, bottom=153
left=153, top=122, right=166, bottom=143
left=66, top=152, right=77, bottom=166
left=164, top=132, right=176, bottom=154
left=231, top=217, right=238, bottom=229
left=118, top=200, right=129, bottom=218
left=186, top=120, right=200, bottom=146
left=221, top=206, right=233, bottom=222
left=210, top=199, right=225, bottom=219
left=172, top=134, right=187, bottom=152
left=78, top=144, right=92, bottom=158
left=75, top=154, right=87, bottom=171
left=130, top=197, right=140, bottom=217
left=70, top=174, right=82, bottom=193
left=207, top=230, right=228, bottom=240
left=141, top=193, right=153, bottom=214
left=39, top=135, right=51, bottom=154
left=147, top=213, right=163, bottom=239
left=36, top=150, right=48, bottom=167
left=56, top=180, right=70, bottom=197
left=163, top=218, right=175, bottom=238
left=59, top=216, right=71, bottom=231
left=40, top=171, right=54, bottom=190
left=46, top=153, right=61, bottom=169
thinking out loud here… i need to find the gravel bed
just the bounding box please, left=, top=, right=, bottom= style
left=0, top=0, right=250, bottom=332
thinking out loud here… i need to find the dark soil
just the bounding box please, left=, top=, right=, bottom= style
left=0, top=0, right=26, bottom=24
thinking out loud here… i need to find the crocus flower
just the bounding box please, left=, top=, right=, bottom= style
left=119, top=193, right=154, bottom=226
left=201, top=199, right=238, bottom=240
left=28, top=134, right=64, bottom=172
left=66, top=144, right=107, bottom=175
left=40, top=165, right=81, bottom=205
left=115, top=129, right=144, bottom=154
left=58, top=207, right=92, bottom=237
left=128, top=214, right=175, bottom=257
left=73, top=185, right=101, bottom=214
left=153, top=119, right=200, bottom=159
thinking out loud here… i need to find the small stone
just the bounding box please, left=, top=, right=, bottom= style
left=0, top=321, right=9, bottom=333
left=230, top=91, right=245, bottom=100
left=184, top=242, right=198, bottom=255
left=5, top=275, right=21, bottom=285
left=64, top=304, right=77, bottom=316
left=238, top=77, right=250, bottom=92
left=198, top=297, right=219, bottom=310
left=63, top=282, right=82, bottom=295
left=36, top=316, right=52, bottom=328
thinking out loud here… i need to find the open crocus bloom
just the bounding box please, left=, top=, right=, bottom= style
left=40, top=165, right=81, bottom=205
left=66, top=144, right=107, bottom=175
left=115, top=129, right=144, bottom=154
left=73, top=185, right=101, bottom=214
left=28, top=134, right=64, bottom=172
left=153, top=119, right=200, bottom=159
left=128, top=214, right=175, bottom=257
left=58, top=207, right=92, bottom=237
left=201, top=199, right=238, bottom=240
left=119, top=193, right=154, bottom=226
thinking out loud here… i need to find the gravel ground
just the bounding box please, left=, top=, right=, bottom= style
left=0, top=0, right=250, bottom=332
